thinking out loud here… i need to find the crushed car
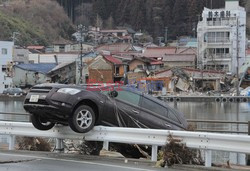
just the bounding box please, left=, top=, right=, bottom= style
left=23, top=83, right=188, bottom=133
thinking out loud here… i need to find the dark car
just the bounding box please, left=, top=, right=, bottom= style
left=23, top=83, right=188, bottom=133
left=3, top=88, right=24, bottom=96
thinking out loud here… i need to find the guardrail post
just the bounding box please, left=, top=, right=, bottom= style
left=103, top=141, right=109, bottom=150
left=8, top=135, right=15, bottom=150
left=151, top=145, right=158, bottom=162
left=247, top=121, right=250, bottom=165
left=55, top=138, right=64, bottom=153
left=205, top=150, right=212, bottom=167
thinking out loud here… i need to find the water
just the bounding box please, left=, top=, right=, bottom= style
left=0, top=97, right=28, bottom=122
left=169, top=102, right=250, bottom=134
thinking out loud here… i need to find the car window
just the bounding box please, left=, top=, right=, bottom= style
left=168, top=109, right=181, bottom=124
left=141, top=97, right=167, bottom=116
left=115, top=90, right=140, bottom=106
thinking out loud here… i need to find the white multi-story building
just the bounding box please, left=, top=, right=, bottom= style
left=0, top=41, right=14, bottom=92
left=197, top=0, right=246, bottom=74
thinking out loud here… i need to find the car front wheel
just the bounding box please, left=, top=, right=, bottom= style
left=69, top=105, right=96, bottom=133
left=30, top=114, right=55, bottom=130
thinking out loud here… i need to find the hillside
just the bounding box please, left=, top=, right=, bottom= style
left=58, top=0, right=248, bottom=40
left=0, top=0, right=74, bottom=46
left=0, top=0, right=249, bottom=46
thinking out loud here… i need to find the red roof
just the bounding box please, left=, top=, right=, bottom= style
left=104, top=55, right=122, bottom=65
left=27, top=46, right=45, bottom=50
left=150, top=61, right=164, bottom=65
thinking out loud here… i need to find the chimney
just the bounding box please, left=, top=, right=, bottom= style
left=225, top=0, right=239, bottom=10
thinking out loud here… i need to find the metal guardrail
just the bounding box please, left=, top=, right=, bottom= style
left=0, top=112, right=28, bottom=116
left=187, top=119, right=249, bottom=134
left=187, top=119, right=248, bottom=124
left=0, top=121, right=250, bottom=167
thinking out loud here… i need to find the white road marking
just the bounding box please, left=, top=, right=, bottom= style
left=0, top=152, right=156, bottom=171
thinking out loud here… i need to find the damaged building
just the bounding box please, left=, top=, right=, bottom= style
left=48, top=61, right=76, bottom=84
left=155, top=67, right=225, bottom=93
left=12, top=63, right=57, bottom=88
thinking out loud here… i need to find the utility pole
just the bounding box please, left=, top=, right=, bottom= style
left=236, top=17, right=240, bottom=96
left=77, top=24, right=85, bottom=84
left=164, top=27, right=168, bottom=44
left=12, top=32, right=20, bottom=45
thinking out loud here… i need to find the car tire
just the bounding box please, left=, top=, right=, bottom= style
left=30, top=114, right=55, bottom=131
left=69, top=105, right=96, bottom=133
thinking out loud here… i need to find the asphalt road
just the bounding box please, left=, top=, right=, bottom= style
left=0, top=151, right=169, bottom=171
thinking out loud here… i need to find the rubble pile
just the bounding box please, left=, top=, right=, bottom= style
left=63, top=139, right=150, bottom=159
left=16, top=137, right=51, bottom=151
left=63, top=139, right=102, bottom=155
left=162, top=135, right=203, bottom=167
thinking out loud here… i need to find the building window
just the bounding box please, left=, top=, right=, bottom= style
left=4, top=85, right=8, bottom=89
left=2, top=65, right=7, bottom=72
left=1, top=48, right=7, bottom=55
left=137, top=65, right=144, bottom=69
left=206, top=32, right=230, bottom=43
left=215, top=48, right=229, bottom=54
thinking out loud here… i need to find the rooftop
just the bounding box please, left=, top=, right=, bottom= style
left=162, top=54, right=196, bottom=62
left=26, top=46, right=45, bottom=50
left=104, top=55, right=123, bottom=65
left=15, top=63, right=57, bottom=74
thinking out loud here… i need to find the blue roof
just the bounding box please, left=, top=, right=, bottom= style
left=15, top=63, right=57, bottom=74
left=185, top=42, right=198, bottom=48
left=84, top=52, right=99, bottom=58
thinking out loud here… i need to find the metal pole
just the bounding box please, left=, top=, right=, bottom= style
left=55, top=138, right=64, bottom=153
left=205, top=150, right=212, bottom=167
left=8, top=135, right=15, bottom=150
left=236, top=17, right=240, bottom=96
left=103, top=141, right=109, bottom=150
left=151, top=145, right=158, bottom=162
left=80, top=25, right=83, bottom=84
left=247, top=121, right=250, bottom=165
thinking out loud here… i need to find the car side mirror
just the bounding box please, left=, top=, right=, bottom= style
left=109, top=90, right=118, bottom=98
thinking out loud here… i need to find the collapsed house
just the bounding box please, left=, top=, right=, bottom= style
left=12, top=63, right=57, bottom=88
left=155, top=67, right=225, bottom=93
left=48, top=61, right=76, bottom=84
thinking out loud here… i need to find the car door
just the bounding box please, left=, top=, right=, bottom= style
left=114, top=89, right=142, bottom=127
left=101, top=88, right=142, bottom=127
left=140, top=95, right=185, bottom=130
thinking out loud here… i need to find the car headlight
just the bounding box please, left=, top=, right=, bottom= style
left=57, top=88, right=81, bottom=95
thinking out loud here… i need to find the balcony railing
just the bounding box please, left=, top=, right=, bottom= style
left=206, top=37, right=230, bottom=43
left=206, top=54, right=231, bottom=59
left=207, top=18, right=236, bottom=26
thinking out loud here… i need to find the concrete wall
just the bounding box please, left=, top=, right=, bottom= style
left=88, top=69, right=113, bottom=83
left=29, top=53, right=78, bottom=64
left=13, top=48, right=29, bottom=64
left=12, top=67, right=50, bottom=87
